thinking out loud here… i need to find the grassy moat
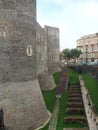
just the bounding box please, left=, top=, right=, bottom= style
left=41, top=67, right=98, bottom=130
left=41, top=72, right=61, bottom=130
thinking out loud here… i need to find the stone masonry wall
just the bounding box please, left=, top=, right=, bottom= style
left=0, top=80, right=49, bottom=130
left=0, top=0, right=37, bottom=82
left=36, top=22, right=56, bottom=90
left=0, top=14, right=37, bottom=82
left=44, top=25, right=61, bottom=73
left=36, top=22, right=48, bottom=75
left=0, top=1, right=49, bottom=130
left=0, top=0, right=61, bottom=129
left=0, top=0, right=36, bottom=19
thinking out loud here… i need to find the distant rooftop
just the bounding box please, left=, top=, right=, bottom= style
left=77, top=33, right=98, bottom=41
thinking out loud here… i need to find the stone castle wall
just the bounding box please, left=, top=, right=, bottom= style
left=0, top=0, right=37, bottom=82
left=0, top=0, right=36, bottom=19
left=36, top=22, right=56, bottom=90
left=0, top=13, right=37, bottom=82
left=44, top=26, right=61, bottom=73
left=0, top=0, right=60, bottom=129
left=0, top=1, right=49, bottom=130
left=0, top=80, right=49, bottom=130
left=36, top=22, right=48, bottom=74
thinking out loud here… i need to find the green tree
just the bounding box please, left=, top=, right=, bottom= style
left=71, top=48, right=82, bottom=64
left=63, top=49, right=73, bottom=65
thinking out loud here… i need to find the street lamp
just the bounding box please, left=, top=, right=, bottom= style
left=85, top=45, right=88, bottom=63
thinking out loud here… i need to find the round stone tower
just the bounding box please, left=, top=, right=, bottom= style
left=36, top=23, right=56, bottom=90
left=0, top=0, right=49, bottom=130
left=44, top=25, right=61, bottom=74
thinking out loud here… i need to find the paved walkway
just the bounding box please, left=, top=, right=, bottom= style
left=48, top=98, right=60, bottom=130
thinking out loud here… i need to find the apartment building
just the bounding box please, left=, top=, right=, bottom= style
left=77, top=33, right=98, bottom=63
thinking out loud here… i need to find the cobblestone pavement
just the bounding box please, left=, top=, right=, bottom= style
left=48, top=98, right=60, bottom=130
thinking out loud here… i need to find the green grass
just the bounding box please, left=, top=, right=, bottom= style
left=53, top=71, right=61, bottom=84
left=67, top=68, right=79, bottom=83
left=56, top=89, right=86, bottom=130
left=40, top=124, right=49, bottom=130
left=42, top=71, right=62, bottom=113
left=56, top=92, right=68, bottom=130
left=42, top=89, right=56, bottom=112
left=41, top=89, right=56, bottom=130
left=64, top=68, right=87, bottom=128
left=62, top=123, right=86, bottom=128
left=41, top=71, right=61, bottom=130
left=42, top=68, right=85, bottom=130
left=56, top=67, right=98, bottom=129
left=56, top=68, right=87, bottom=130
left=81, top=74, right=98, bottom=114
left=68, top=67, right=98, bottom=114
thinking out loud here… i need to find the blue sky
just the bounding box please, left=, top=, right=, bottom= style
left=37, top=0, right=98, bottom=50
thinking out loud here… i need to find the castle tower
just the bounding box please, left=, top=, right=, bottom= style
left=0, top=0, right=49, bottom=130
left=36, top=23, right=56, bottom=90
left=44, top=25, right=61, bottom=73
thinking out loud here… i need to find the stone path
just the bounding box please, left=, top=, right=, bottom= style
left=48, top=98, right=60, bottom=130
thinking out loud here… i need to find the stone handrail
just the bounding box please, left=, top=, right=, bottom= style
left=79, top=76, right=98, bottom=130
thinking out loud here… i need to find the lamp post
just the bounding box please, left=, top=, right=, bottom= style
left=85, top=45, right=88, bottom=63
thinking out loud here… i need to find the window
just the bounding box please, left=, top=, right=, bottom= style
left=26, top=45, right=33, bottom=56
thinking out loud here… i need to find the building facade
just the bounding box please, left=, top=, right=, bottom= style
left=77, top=33, right=98, bottom=63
